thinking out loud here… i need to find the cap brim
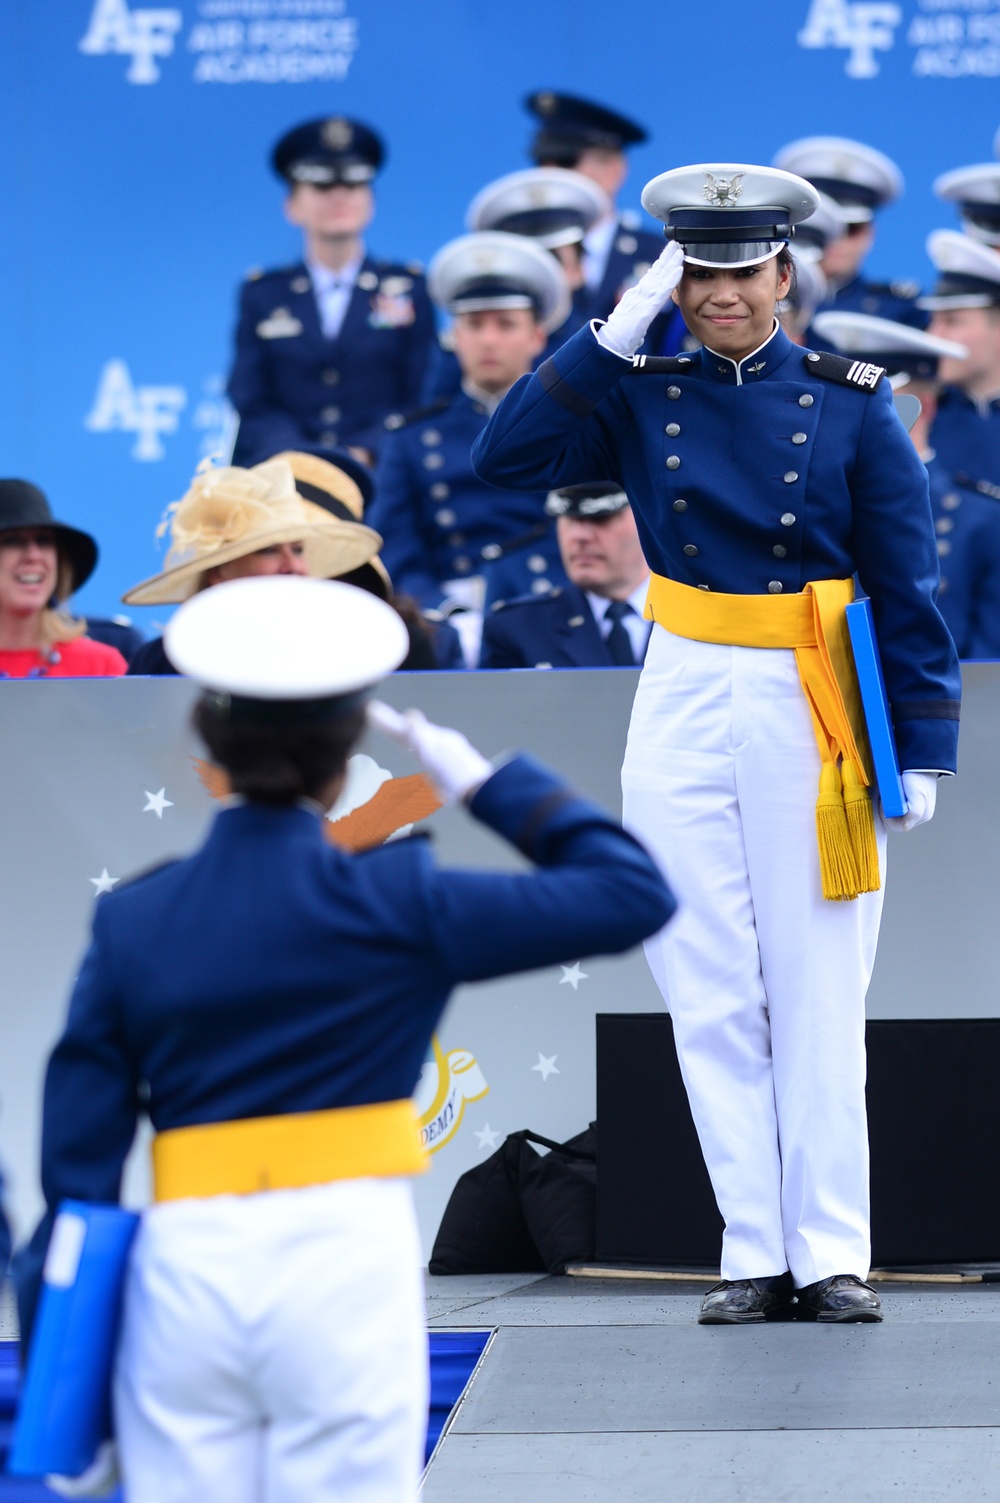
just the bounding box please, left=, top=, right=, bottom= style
left=123, top=519, right=382, bottom=606
left=683, top=243, right=784, bottom=269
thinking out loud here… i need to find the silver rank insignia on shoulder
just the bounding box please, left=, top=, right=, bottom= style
left=703, top=171, right=743, bottom=206
left=322, top=117, right=353, bottom=150
left=256, top=308, right=304, bottom=339
left=845, top=360, right=886, bottom=390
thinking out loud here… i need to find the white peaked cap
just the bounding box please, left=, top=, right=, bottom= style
left=921, top=229, right=1000, bottom=309
left=641, top=163, right=818, bottom=268
left=165, top=576, right=409, bottom=701
left=427, top=231, right=572, bottom=333
left=811, top=311, right=969, bottom=360
left=467, top=167, right=610, bottom=242
left=772, top=136, right=903, bottom=218
left=933, top=163, right=1000, bottom=246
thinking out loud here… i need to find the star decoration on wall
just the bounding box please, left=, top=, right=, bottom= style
left=143, top=789, right=174, bottom=819
left=532, top=1053, right=560, bottom=1082
left=474, top=1123, right=502, bottom=1151
left=559, top=963, right=588, bottom=991
left=89, top=869, right=120, bottom=895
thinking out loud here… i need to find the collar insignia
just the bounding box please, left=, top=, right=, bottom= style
left=745, top=361, right=766, bottom=374
left=703, top=171, right=744, bottom=207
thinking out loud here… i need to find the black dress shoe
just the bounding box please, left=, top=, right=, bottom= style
left=795, top=1274, right=882, bottom=1323
left=698, top=1272, right=795, bottom=1325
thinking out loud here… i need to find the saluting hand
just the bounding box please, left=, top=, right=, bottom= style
left=884, top=770, right=938, bottom=832
left=596, top=241, right=686, bottom=359
left=367, top=700, right=493, bottom=805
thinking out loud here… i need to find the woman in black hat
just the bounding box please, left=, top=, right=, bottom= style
left=0, top=481, right=126, bottom=680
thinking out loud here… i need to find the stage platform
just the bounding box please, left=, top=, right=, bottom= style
left=422, top=1273, right=1000, bottom=1501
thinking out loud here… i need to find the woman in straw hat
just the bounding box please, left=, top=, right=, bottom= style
left=125, top=458, right=380, bottom=675
left=474, top=162, right=961, bottom=1325
left=0, top=481, right=127, bottom=679
left=17, top=574, right=674, bottom=1502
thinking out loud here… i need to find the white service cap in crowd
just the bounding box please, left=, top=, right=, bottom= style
left=772, top=136, right=903, bottom=220
left=427, top=231, right=572, bottom=333
left=165, top=575, right=409, bottom=707
left=641, top=163, right=819, bottom=268
left=933, top=163, right=1000, bottom=247
left=791, top=192, right=849, bottom=261
left=811, top=311, right=969, bottom=382
left=920, top=229, right=1000, bottom=310
left=466, top=167, right=610, bottom=248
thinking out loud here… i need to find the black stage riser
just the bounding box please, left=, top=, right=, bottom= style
left=596, top=1014, right=1000, bottom=1269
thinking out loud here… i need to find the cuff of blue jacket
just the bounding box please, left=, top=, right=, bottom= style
left=893, top=701, right=960, bottom=774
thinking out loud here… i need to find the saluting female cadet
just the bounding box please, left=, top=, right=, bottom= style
left=16, top=575, right=673, bottom=1500
left=473, top=164, right=961, bottom=1324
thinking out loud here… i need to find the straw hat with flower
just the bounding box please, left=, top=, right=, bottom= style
left=123, top=459, right=381, bottom=607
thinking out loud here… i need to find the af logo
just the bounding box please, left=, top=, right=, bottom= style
left=79, top=0, right=183, bottom=85
left=85, top=360, right=187, bottom=461
left=798, top=0, right=902, bottom=78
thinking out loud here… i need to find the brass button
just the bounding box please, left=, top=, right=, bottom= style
left=527, top=554, right=548, bottom=573
left=768, top=580, right=783, bottom=593
left=937, top=539, right=952, bottom=556
left=665, top=423, right=681, bottom=437
left=806, top=353, right=821, bottom=363
left=799, top=393, right=814, bottom=407
left=321, top=406, right=341, bottom=423
left=454, top=556, right=472, bottom=573
left=784, top=471, right=798, bottom=483
left=936, top=517, right=954, bottom=534
left=781, top=512, right=796, bottom=527
left=942, top=492, right=961, bottom=510
left=423, top=453, right=445, bottom=470
left=321, top=369, right=340, bottom=385
left=672, top=499, right=688, bottom=513
left=773, top=544, right=787, bottom=558
left=421, top=429, right=442, bottom=446
left=792, top=432, right=808, bottom=445
left=666, top=455, right=681, bottom=470
left=667, top=386, right=681, bottom=400
left=683, top=544, right=698, bottom=557
left=435, top=509, right=456, bottom=527
left=430, top=483, right=450, bottom=500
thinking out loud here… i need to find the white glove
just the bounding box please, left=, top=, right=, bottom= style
left=46, top=1441, right=120, bottom=1498
left=884, top=771, right=938, bottom=832
left=367, top=700, right=492, bottom=804
left=596, top=242, right=686, bottom=358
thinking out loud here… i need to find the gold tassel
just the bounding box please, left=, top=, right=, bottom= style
left=841, top=758, right=881, bottom=894
left=815, top=761, right=859, bottom=901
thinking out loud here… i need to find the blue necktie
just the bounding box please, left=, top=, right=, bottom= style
left=604, top=599, right=635, bottom=666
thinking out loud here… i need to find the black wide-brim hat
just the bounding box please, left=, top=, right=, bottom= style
left=0, top=480, right=98, bottom=594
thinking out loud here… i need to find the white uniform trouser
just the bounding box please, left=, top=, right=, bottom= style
left=621, top=626, right=887, bottom=1288
left=114, top=1178, right=427, bottom=1503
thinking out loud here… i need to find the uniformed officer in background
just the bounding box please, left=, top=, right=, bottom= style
left=934, top=161, right=1000, bottom=249
left=773, top=136, right=927, bottom=329
left=922, top=230, right=1000, bottom=486
left=813, top=310, right=1000, bottom=658
left=525, top=90, right=686, bottom=354
left=369, top=232, right=572, bottom=666
left=228, top=117, right=435, bottom=467
left=481, top=482, right=651, bottom=669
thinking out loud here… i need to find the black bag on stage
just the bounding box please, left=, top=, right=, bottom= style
left=428, top=1124, right=597, bottom=1276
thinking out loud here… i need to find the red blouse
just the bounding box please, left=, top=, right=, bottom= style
left=0, top=637, right=127, bottom=679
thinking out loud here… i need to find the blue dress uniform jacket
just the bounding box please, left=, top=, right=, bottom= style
left=228, top=258, right=435, bottom=464
left=16, top=755, right=674, bottom=1341
left=815, top=274, right=928, bottom=330
left=472, top=322, right=961, bottom=772
left=481, top=581, right=649, bottom=669
left=928, top=459, right=1000, bottom=658
left=930, top=386, right=1000, bottom=489
left=370, top=390, right=567, bottom=611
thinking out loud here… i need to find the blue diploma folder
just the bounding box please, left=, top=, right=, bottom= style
left=845, top=598, right=907, bottom=820
left=9, top=1203, right=139, bottom=1479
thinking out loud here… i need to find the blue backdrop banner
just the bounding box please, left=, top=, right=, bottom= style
left=0, top=0, right=998, bottom=620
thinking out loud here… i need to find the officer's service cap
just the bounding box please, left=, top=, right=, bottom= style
left=272, top=116, right=385, bottom=187
left=166, top=576, right=408, bottom=716
left=641, top=164, right=819, bottom=268
left=920, top=230, right=1000, bottom=309
left=467, top=168, right=609, bottom=250
left=772, top=137, right=903, bottom=221
left=934, top=164, right=1000, bottom=247
left=792, top=193, right=849, bottom=261
left=428, top=232, right=571, bottom=333
left=811, top=312, right=968, bottom=382
left=545, top=482, right=630, bottom=519
left=525, top=91, right=648, bottom=166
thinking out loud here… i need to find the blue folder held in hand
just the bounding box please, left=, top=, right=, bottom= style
left=9, top=1203, right=139, bottom=1479
left=845, top=598, right=907, bottom=820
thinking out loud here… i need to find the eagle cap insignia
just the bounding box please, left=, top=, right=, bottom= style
left=536, top=92, right=557, bottom=115
left=703, top=171, right=744, bottom=207
left=322, top=117, right=353, bottom=151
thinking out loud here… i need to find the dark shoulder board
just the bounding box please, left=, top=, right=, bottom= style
left=803, top=350, right=886, bottom=392
left=629, top=354, right=696, bottom=374
left=383, top=396, right=451, bottom=432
